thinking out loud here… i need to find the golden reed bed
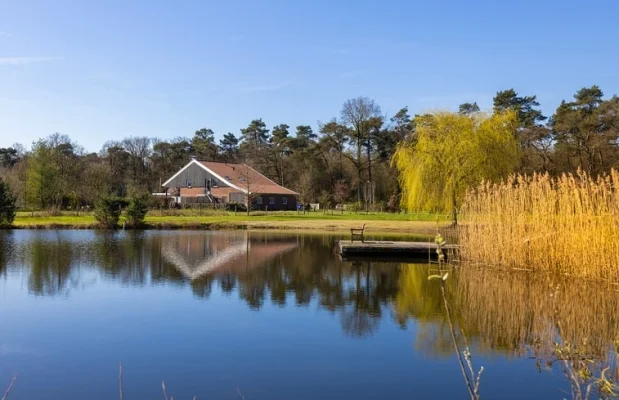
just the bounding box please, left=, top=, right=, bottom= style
left=459, top=170, right=619, bottom=281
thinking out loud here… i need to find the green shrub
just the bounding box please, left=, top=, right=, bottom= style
left=225, top=202, right=246, bottom=212
left=0, top=178, right=17, bottom=226
left=347, top=201, right=364, bottom=212
left=94, top=196, right=123, bottom=228
left=318, top=190, right=332, bottom=209
left=126, top=194, right=149, bottom=226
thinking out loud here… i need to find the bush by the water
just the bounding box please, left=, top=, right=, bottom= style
left=126, top=194, right=149, bottom=226
left=460, top=170, right=619, bottom=281
left=94, top=196, right=124, bottom=227
left=0, top=178, right=17, bottom=226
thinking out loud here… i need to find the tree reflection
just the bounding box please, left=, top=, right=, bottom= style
left=0, top=231, right=11, bottom=277
left=1, top=231, right=402, bottom=337
left=28, top=234, right=74, bottom=296
left=218, top=273, right=236, bottom=294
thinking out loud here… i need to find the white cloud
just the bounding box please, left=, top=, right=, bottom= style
left=0, top=56, right=63, bottom=66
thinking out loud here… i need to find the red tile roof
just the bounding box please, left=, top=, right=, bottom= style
left=198, top=161, right=298, bottom=195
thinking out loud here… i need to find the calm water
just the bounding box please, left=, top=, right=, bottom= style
left=1, top=230, right=617, bottom=399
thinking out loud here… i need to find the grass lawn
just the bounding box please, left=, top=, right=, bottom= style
left=11, top=210, right=449, bottom=233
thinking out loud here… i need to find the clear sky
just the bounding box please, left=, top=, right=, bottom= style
left=1, top=0, right=618, bottom=152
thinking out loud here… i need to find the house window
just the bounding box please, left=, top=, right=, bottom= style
left=257, top=197, right=263, bottom=205
left=186, top=179, right=192, bottom=187
left=282, top=197, right=288, bottom=205
left=269, top=197, right=275, bottom=205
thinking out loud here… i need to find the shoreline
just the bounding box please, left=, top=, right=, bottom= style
left=5, top=215, right=447, bottom=234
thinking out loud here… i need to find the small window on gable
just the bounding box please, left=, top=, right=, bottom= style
left=257, top=197, right=263, bottom=205
left=186, top=179, right=192, bottom=187
left=269, top=197, right=275, bottom=205
left=282, top=197, right=288, bottom=205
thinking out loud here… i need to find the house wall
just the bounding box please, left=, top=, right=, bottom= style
left=180, top=187, right=207, bottom=196
left=164, top=163, right=230, bottom=189
left=178, top=187, right=246, bottom=204
left=251, top=194, right=298, bottom=211
left=210, top=187, right=245, bottom=204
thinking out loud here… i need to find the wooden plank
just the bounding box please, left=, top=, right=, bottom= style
left=338, top=240, right=457, bottom=257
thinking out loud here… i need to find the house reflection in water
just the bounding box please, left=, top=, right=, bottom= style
left=161, top=232, right=299, bottom=280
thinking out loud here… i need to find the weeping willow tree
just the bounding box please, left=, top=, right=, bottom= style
left=392, top=111, right=519, bottom=223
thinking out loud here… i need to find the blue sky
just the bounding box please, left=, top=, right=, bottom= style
left=1, top=0, right=618, bottom=152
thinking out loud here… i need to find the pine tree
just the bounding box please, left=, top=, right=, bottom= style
left=0, top=178, right=17, bottom=226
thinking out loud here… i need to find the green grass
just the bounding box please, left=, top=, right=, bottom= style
left=13, top=214, right=96, bottom=226
left=10, top=210, right=449, bottom=233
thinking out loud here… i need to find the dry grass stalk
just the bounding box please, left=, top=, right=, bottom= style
left=119, top=363, right=124, bottom=400
left=460, top=170, right=619, bottom=281
left=162, top=381, right=169, bottom=400
left=1, top=374, right=18, bottom=400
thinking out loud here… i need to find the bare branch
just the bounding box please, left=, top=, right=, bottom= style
left=1, top=374, right=18, bottom=400
left=162, top=381, right=169, bottom=400
left=119, top=363, right=124, bottom=400
left=474, top=366, right=484, bottom=397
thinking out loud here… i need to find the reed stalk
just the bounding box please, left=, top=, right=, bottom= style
left=460, top=170, right=619, bottom=281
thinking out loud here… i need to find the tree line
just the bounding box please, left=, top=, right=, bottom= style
left=0, top=85, right=617, bottom=213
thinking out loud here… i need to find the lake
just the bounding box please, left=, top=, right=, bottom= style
left=0, top=230, right=617, bottom=399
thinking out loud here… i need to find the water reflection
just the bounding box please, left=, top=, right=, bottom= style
left=2, top=230, right=619, bottom=398
left=3, top=230, right=619, bottom=353
left=395, top=264, right=619, bottom=396
left=395, top=265, right=619, bottom=359
left=0, top=231, right=401, bottom=337
left=162, top=233, right=299, bottom=279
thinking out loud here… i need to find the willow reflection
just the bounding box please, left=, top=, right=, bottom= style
left=395, top=264, right=619, bottom=375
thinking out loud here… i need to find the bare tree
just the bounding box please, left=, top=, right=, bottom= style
left=235, top=163, right=261, bottom=215
left=121, top=137, right=152, bottom=190
left=341, top=97, right=381, bottom=202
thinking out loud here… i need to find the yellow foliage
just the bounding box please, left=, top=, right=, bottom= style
left=392, top=111, right=519, bottom=216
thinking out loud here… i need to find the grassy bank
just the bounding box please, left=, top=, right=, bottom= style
left=460, top=171, right=619, bottom=281
left=10, top=210, right=448, bottom=234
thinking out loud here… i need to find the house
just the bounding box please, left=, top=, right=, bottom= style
left=161, top=159, right=299, bottom=210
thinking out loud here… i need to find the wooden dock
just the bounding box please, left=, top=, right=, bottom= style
left=338, top=240, right=458, bottom=259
